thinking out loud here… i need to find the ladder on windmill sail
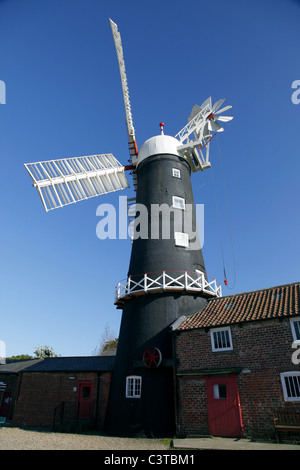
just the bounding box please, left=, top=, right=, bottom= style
left=109, top=18, right=138, bottom=188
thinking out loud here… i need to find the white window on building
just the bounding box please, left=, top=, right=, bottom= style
left=210, top=326, right=233, bottom=352
left=172, top=168, right=181, bottom=178
left=280, top=372, right=300, bottom=402
left=126, top=376, right=142, bottom=398
left=174, top=231, right=189, bottom=248
left=290, top=318, right=300, bottom=341
left=172, top=196, right=185, bottom=210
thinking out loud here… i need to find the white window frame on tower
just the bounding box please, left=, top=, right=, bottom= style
left=172, top=196, right=185, bottom=210
left=174, top=231, right=189, bottom=248
left=126, top=376, right=142, bottom=398
left=172, top=168, right=181, bottom=178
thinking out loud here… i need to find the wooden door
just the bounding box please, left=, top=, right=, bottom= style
left=206, top=375, right=243, bottom=437
left=77, top=382, right=93, bottom=419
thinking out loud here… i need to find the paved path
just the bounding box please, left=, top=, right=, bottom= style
left=173, top=436, right=300, bottom=450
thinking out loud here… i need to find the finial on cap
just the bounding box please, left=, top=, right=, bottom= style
left=159, top=122, right=164, bottom=135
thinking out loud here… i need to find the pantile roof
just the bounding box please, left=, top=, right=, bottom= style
left=177, top=282, right=300, bottom=331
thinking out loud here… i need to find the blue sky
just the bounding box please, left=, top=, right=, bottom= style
left=0, top=0, right=299, bottom=357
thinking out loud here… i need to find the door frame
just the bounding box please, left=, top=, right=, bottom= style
left=206, top=375, right=243, bottom=437
left=77, top=381, right=93, bottom=419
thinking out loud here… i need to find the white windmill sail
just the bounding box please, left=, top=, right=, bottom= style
left=25, top=153, right=129, bottom=212
left=176, top=97, right=233, bottom=172
left=109, top=18, right=138, bottom=168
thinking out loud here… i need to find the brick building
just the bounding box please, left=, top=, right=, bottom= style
left=174, top=282, right=300, bottom=439
left=1, top=283, right=299, bottom=440
left=0, top=355, right=115, bottom=431
left=0, top=359, right=42, bottom=422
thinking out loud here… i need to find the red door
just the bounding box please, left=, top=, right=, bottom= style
left=0, top=392, right=11, bottom=418
left=206, top=376, right=243, bottom=437
left=77, top=382, right=93, bottom=419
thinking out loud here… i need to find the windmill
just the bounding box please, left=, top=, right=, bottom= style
left=24, top=19, right=233, bottom=437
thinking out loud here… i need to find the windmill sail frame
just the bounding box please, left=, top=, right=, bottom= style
left=25, top=153, right=129, bottom=212
left=109, top=18, right=138, bottom=165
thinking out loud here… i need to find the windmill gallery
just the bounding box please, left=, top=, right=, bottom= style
left=5, top=19, right=297, bottom=439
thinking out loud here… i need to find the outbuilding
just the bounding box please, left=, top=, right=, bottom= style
left=174, top=282, right=300, bottom=440
left=0, top=354, right=115, bottom=432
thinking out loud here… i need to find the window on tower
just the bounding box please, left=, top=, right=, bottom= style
left=126, top=376, right=142, bottom=398
left=174, top=231, right=189, bottom=248
left=172, top=196, right=185, bottom=210
left=172, top=168, right=181, bottom=178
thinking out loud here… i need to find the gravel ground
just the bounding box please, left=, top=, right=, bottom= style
left=0, top=427, right=171, bottom=450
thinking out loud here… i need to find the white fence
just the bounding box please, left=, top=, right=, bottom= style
left=115, top=270, right=222, bottom=303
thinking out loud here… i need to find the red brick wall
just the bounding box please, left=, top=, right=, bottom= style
left=176, top=318, right=300, bottom=438
left=12, top=371, right=112, bottom=429
left=177, top=377, right=208, bottom=436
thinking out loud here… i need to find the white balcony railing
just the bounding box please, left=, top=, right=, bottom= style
left=115, top=270, right=222, bottom=304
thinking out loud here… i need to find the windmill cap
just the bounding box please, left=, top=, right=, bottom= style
left=137, top=134, right=181, bottom=166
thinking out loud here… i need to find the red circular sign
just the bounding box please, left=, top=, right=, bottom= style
left=143, top=347, right=162, bottom=368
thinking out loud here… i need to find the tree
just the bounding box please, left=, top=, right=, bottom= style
left=102, top=338, right=118, bottom=352
left=92, top=324, right=118, bottom=355
left=33, top=345, right=59, bottom=358
left=6, top=354, right=33, bottom=361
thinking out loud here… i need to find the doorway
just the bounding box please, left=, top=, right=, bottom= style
left=206, top=375, right=243, bottom=437
left=77, top=382, right=93, bottom=419
left=0, top=392, right=11, bottom=418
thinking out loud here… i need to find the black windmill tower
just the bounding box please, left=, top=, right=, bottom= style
left=24, top=19, right=233, bottom=437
